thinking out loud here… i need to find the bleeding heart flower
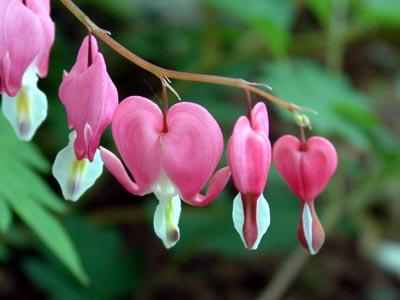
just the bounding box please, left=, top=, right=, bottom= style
left=52, top=35, right=118, bottom=202
left=100, top=96, right=230, bottom=248
left=273, top=135, right=337, bottom=255
left=1, top=0, right=55, bottom=140
left=59, top=35, right=118, bottom=161
left=227, top=102, right=271, bottom=249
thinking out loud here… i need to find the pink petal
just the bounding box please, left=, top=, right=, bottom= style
left=272, top=135, right=338, bottom=202
left=241, top=194, right=258, bottom=248
left=162, top=102, right=224, bottom=201
left=70, top=35, right=99, bottom=74
left=183, top=166, right=230, bottom=206
left=110, top=96, right=163, bottom=194
left=227, top=105, right=271, bottom=196
left=297, top=202, right=325, bottom=254
left=100, top=147, right=144, bottom=195
left=59, top=36, right=118, bottom=161
left=0, top=0, right=42, bottom=96
left=251, top=102, right=269, bottom=141
left=25, top=0, right=55, bottom=77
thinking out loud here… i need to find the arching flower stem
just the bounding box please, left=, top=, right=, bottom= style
left=245, top=89, right=253, bottom=124
left=58, top=0, right=299, bottom=113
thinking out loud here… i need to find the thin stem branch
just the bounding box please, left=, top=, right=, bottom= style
left=299, top=126, right=307, bottom=151
left=245, top=89, right=253, bottom=123
left=58, top=0, right=298, bottom=112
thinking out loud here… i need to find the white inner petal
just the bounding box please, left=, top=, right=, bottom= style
left=232, top=193, right=245, bottom=246
left=302, top=203, right=316, bottom=255
left=232, top=193, right=270, bottom=250
left=253, top=194, right=270, bottom=249
left=152, top=172, right=182, bottom=249
left=2, top=67, right=47, bottom=141
left=52, top=131, right=103, bottom=201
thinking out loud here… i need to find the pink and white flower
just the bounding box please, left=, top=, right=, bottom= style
left=227, top=102, right=271, bottom=249
left=100, top=96, right=230, bottom=248
left=52, top=35, right=118, bottom=202
left=273, top=135, right=337, bottom=254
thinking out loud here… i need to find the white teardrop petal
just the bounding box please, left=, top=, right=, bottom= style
left=302, top=203, right=316, bottom=255
left=2, top=82, right=47, bottom=141
left=232, top=193, right=245, bottom=246
left=52, top=132, right=103, bottom=201
left=153, top=194, right=181, bottom=249
left=232, top=193, right=270, bottom=250
left=253, top=193, right=270, bottom=249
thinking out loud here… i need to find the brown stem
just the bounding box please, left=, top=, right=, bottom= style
left=87, top=31, right=93, bottom=67
left=161, top=78, right=168, bottom=133
left=299, top=126, right=307, bottom=151
left=245, top=89, right=253, bottom=123
left=58, top=0, right=298, bottom=112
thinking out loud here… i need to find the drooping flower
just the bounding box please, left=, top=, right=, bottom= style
left=58, top=35, right=118, bottom=161
left=227, top=102, right=271, bottom=250
left=272, top=135, right=337, bottom=255
left=100, top=96, right=230, bottom=248
left=52, top=35, right=118, bottom=202
left=1, top=0, right=55, bottom=140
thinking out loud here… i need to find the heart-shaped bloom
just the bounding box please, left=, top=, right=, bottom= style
left=273, top=135, right=337, bottom=255
left=100, top=96, right=230, bottom=248
left=52, top=35, right=118, bottom=202
left=1, top=0, right=55, bottom=140
left=59, top=35, right=118, bottom=161
left=227, top=102, right=271, bottom=249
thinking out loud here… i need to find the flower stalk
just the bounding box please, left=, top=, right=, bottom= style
left=58, top=0, right=298, bottom=112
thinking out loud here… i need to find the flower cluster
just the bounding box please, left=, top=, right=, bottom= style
left=1, top=2, right=338, bottom=252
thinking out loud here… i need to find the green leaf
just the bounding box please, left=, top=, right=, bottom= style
left=0, top=199, right=12, bottom=233
left=0, top=114, right=85, bottom=282
left=0, top=116, right=66, bottom=213
left=202, top=0, right=295, bottom=55
left=305, top=0, right=332, bottom=25
left=0, top=183, right=88, bottom=284
left=355, top=0, right=400, bottom=27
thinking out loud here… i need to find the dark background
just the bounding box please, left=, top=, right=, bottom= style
left=0, top=0, right=400, bottom=299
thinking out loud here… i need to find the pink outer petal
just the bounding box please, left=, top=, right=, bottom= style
left=272, top=135, right=338, bottom=202
left=297, top=202, right=325, bottom=254
left=0, top=0, right=42, bottom=96
left=59, top=36, right=118, bottom=161
left=162, top=102, right=224, bottom=201
left=26, top=0, right=55, bottom=77
left=111, top=96, right=163, bottom=194
left=251, top=102, right=269, bottom=141
left=100, top=147, right=144, bottom=195
left=70, top=35, right=99, bottom=75
left=227, top=105, right=271, bottom=196
left=183, top=167, right=230, bottom=206
left=241, top=193, right=259, bottom=249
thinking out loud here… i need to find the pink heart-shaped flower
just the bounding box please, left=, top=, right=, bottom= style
left=102, top=96, right=229, bottom=206
left=273, top=135, right=337, bottom=203
left=273, top=134, right=337, bottom=254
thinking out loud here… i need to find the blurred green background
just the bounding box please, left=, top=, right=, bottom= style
left=1, top=0, right=400, bottom=299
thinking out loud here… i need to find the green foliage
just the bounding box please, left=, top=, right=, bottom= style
left=2, top=0, right=400, bottom=297
left=355, top=0, right=400, bottom=27
left=0, top=116, right=87, bottom=283
left=202, top=0, right=295, bottom=56
left=305, top=0, right=332, bottom=25
left=24, top=215, right=142, bottom=300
